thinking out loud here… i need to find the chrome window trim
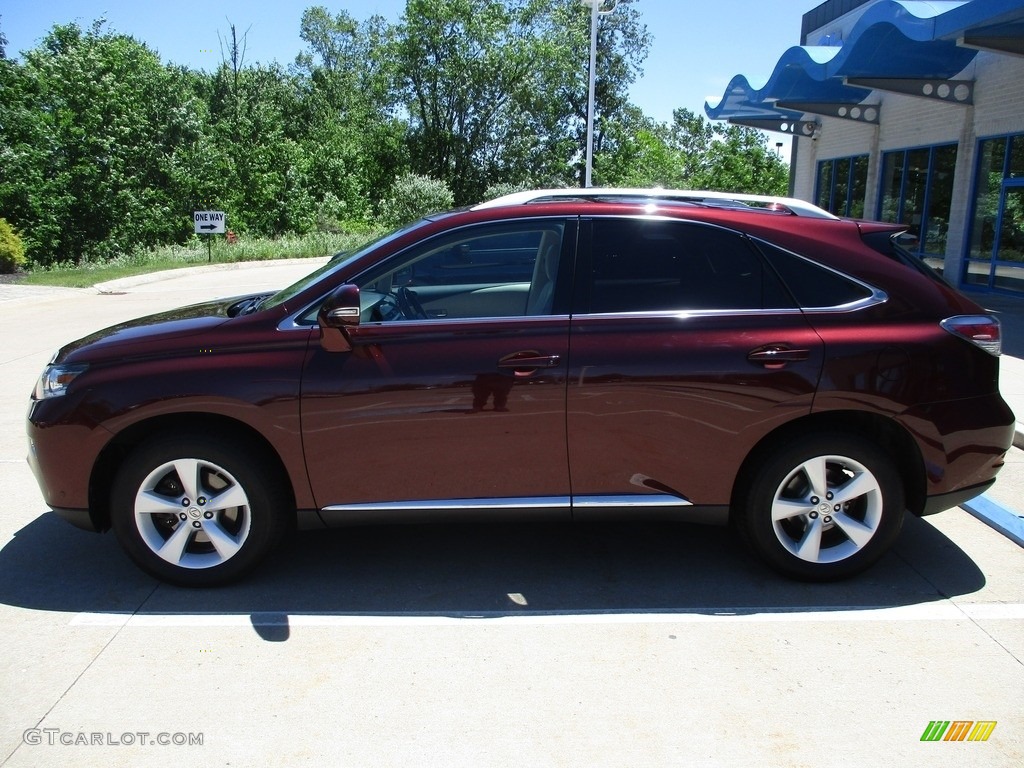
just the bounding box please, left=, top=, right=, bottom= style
left=574, top=308, right=806, bottom=320
left=279, top=313, right=572, bottom=333
left=748, top=234, right=889, bottom=313
left=571, top=289, right=887, bottom=319
left=797, top=288, right=888, bottom=313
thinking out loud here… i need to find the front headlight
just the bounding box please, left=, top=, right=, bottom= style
left=33, top=363, right=88, bottom=400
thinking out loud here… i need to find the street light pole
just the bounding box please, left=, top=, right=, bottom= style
left=584, top=0, right=599, bottom=188
left=581, top=0, right=616, bottom=188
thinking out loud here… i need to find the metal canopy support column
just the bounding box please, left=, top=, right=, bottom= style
left=845, top=77, right=974, bottom=105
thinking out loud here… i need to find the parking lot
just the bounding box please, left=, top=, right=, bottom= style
left=1, top=262, right=1022, bottom=767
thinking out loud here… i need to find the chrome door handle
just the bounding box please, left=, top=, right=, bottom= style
left=748, top=345, right=810, bottom=369
left=497, top=354, right=562, bottom=369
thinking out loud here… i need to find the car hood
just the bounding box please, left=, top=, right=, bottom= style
left=55, top=295, right=257, bottom=364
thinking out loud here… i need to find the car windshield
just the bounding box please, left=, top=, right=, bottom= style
left=259, top=222, right=429, bottom=311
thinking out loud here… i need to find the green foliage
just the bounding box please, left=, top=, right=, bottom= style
left=0, top=5, right=790, bottom=272
left=392, top=0, right=651, bottom=202
left=23, top=230, right=381, bottom=287
left=482, top=182, right=531, bottom=203
left=596, top=108, right=788, bottom=195
left=1, top=23, right=207, bottom=266
left=379, top=173, right=455, bottom=228
left=0, top=217, right=26, bottom=273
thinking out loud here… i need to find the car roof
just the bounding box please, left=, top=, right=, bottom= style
left=472, top=187, right=839, bottom=220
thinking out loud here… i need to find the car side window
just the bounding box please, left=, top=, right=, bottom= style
left=587, top=219, right=795, bottom=313
left=357, top=221, right=565, bottom=321
left=753, top=240, right=876, bottom=309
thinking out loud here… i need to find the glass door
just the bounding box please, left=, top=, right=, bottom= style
left=992, top=181, right=1024, bottom=292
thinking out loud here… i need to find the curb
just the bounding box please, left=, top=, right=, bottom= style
left=93, top=257, right=329, bottom=294
left=962, top=495, right=1024, bottom=547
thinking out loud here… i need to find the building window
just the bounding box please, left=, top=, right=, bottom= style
left=965, top=134, right=1024, bottom=292
left=877, top=144, right=957, bottom=261
left=815, top=155, right=868, bottom=218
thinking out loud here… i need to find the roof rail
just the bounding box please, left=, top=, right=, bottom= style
left=472, top=188, right=839, bottom=220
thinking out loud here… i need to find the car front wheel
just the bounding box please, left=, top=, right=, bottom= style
left=735, top=434, right=905, bottom=581
left=110, top=433, right=289, bottom=587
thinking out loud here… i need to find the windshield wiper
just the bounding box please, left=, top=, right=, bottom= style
left=229, top=294, right=274, bottom=317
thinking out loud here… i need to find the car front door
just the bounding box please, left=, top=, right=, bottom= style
left=301, top=218, right=576, bottom=522
left=566, top=217, right=825, bottom=518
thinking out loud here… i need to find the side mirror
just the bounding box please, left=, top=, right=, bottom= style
left=317, top=284, right=361, bottom=352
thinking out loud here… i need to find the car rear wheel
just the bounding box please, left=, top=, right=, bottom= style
left=110, top=434, right=289, bottom=587
left=735, top=434, right=905, bottom=581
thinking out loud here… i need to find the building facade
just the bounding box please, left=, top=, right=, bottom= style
left=705, top=0, right=1024, bottom=294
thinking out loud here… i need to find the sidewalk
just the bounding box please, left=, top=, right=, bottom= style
left=966, top=293, right=1024, bottom=545
left=979, top=292, right=1024, bottom=443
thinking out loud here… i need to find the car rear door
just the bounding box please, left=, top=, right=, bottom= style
left=565, top=216, right=825, bottom=515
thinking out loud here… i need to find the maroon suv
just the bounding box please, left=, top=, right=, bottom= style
left=27, top=189, right=1014, bottom=586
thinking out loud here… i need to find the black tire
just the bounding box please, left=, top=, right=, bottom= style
left=110, top=433, right=290, bottom=587
left=734, top=433, right=905, bottom=581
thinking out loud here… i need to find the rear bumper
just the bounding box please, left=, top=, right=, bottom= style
left=899, top=392, right=1013, bottom=507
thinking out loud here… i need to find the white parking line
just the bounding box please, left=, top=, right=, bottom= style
left=70, top=601, right=1024, bottom=628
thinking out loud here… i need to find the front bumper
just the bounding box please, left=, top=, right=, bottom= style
left=920, top=479, right=996, bottom=517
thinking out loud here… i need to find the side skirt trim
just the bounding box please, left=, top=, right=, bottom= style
left=318, top=495, right=729, bottom=527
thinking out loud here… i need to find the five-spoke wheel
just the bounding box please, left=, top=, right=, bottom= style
left=735, top=434, right=904, bottom=581
left=111, top=434, right=289, bottom=586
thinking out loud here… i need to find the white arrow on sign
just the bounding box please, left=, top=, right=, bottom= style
left=193, top=210, right=226, bottom=234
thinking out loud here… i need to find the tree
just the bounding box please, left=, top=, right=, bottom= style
left=0, top=217, right=26, bottom=273
left=1, top=22, right=209, bottom=265
left=700, top=122, right=789, bottom=195
left=392, top=0, right=543, bottom=203
left=379, top=172, right=454, bottom=227
left=595, top=108, right=788, bottom=195
left=0, top=7, right=788, bottom=268
left=569, top=0, right=651, bottom=184
left=294, top=7, right=407, bottom=222
left=390, top=0, right=651, bottom=202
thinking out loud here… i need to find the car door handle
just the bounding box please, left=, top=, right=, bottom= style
left=747, top=345, right=810, bottom=369
left=497, top=352, right=562, bottom=377
left=499, top=354, right=565, bottom=370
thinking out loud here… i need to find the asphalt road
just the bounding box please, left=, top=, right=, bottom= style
left=1, top=262, right=1022, bottom=767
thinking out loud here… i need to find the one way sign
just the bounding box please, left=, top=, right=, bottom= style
left=193, top=210, right=226, bottom=234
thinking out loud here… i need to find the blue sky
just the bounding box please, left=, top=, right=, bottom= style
left=2, top=0, right=812, bottom=125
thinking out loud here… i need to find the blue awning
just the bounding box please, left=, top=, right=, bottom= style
left=705, top=0, right=1024, bottom=125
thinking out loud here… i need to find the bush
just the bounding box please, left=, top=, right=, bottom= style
left=481, top=182, right=530, bottom=204
left=378, top=173, right=454, bottom=229
left=0, top=218, right=27, bottom=274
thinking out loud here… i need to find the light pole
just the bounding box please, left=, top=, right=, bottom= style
left=581, top=0, right=617, bottom=188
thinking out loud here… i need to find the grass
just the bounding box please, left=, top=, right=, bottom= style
left=19, top=231, right=382, bottom=288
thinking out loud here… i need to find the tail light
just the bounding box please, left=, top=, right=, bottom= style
left=940, top=315, right=1002, bottom=356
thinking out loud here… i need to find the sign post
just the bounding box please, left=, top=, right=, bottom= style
left=193, top=211, right=226, bottom=262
